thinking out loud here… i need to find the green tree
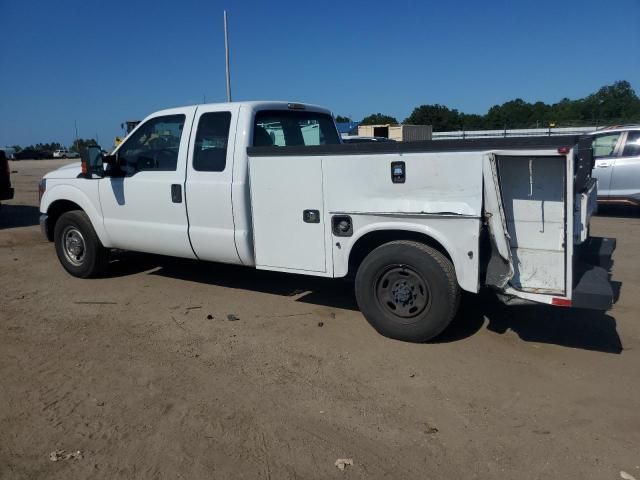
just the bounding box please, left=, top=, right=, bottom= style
left=26, top=142, right=62, bottom=152
left=459, top=113, right=486, bottom=130
left=335, top=115, right=351, bottom=123
left=404, top=104, right=462, bottom=131
left=581, top=80, right=640, bottom=122
left=485, top=98, right=535, bottom=129
left=70, top=138, right=98, bottom=154
left=360, top=113, right=398, bottom=125
left=10, top=145, right=22, bottom=153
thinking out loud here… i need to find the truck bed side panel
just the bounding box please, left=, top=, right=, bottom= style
left=323, top=152, right=483, bottom=217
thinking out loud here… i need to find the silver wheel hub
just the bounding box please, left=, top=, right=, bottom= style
left=62, top=227, right=86, bottom=266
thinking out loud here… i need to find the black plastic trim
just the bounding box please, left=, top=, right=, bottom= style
left=247, top=135, right=584, bottom=157
left=0, top=187, right=14, bottom=201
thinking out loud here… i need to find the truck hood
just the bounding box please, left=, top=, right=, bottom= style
left=44, top=161, right=82, bottom=179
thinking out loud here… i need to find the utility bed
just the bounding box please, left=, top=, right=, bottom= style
left=249, top=134, right=614, bottom=309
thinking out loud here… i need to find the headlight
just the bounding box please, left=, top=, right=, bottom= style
left=38, top=178, right=46, bottom=202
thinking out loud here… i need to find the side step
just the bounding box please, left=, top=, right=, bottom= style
left=572, top=262, right=614, bottom=310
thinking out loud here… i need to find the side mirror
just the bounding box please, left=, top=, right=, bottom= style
left=81, top=146, right=105, bottom=178
left=102, top=153, right=117, bottom=166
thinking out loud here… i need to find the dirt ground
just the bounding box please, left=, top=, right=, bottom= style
left=1, top=159, right=639, bottom=480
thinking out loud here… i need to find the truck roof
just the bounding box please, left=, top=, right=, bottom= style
left=152, top=101, right=333, bottom=117
left=586, top=125, right=640, bottom=135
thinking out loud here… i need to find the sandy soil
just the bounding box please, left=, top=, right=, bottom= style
left=1, top=159, right=639, bottom=479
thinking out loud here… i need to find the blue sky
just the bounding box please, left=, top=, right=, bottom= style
left=1, top=0, right=639, bottom=147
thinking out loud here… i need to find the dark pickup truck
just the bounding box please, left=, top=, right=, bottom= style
left=0, top=150, right=15, bottom=202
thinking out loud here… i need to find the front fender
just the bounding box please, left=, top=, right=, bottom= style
left=41, top=182, right=112, bottom=247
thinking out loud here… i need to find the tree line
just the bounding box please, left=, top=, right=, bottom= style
left=346, top=81, right=640, bottom=131
left=10, top=139, right=98, bottom=154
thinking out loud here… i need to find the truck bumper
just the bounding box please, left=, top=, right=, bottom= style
left=0, top=187, right=14, bottom=201
left=39, top=213, right=52, bottom=241
left=572, top=237, right=617, bottom=310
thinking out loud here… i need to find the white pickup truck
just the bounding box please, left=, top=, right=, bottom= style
left=39, top=101, right=615, bottom=342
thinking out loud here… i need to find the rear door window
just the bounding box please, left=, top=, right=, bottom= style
left=193, top=112, right=232, bottom=172
left=253, top=110, right=339, bottom=147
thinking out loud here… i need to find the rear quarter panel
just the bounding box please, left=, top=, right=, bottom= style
left=323, top=151, right=483, bottom=292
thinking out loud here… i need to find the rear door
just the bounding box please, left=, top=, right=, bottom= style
left=185, top=104, right=241, bottom=263
left=591, top=132, right=624, bottom=199
left=610, top=131, right=640, bottom=203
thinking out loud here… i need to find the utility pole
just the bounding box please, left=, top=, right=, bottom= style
left=224, top=10, right=232, bottom=102
left=74, top=120, right=79, bottom=150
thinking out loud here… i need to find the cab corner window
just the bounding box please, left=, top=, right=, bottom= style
left=193, top=112, right=232, bottom=172
left=253, top=110, right=340, bottom=147
left=117, top=114, right=185, bottom=174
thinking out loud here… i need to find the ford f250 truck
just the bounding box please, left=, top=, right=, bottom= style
left=38, top=101, right=615, bottom=342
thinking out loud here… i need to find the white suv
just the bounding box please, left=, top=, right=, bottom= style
left=53, top=149, right=80, bottom=159
left=590, top=126, right=640, bottom=205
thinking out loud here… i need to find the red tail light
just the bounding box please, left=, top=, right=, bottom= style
left=81, top=161, right=87, bottom=175
left=557, top=146, right=570, bottom=154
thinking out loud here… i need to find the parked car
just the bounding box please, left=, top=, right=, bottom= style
left=341, top=135, right=396, bottom=144
left=590, top=126, right=640, bottom=205
left=53, top=149, right=80, bottom=159
left=0, top=150, right=14, bottom=203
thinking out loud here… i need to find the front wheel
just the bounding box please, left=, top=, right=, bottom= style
left=54, top=210, right=109, bottom=278
left=355, top=240, right=460, bottom=342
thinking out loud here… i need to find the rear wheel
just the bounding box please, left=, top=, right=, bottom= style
left=355, top=240, right=460, bottom=342
left=54, top=210, right=109, bottom=278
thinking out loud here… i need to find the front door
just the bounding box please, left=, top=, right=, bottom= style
left=99, top=107, right=196, bottom=258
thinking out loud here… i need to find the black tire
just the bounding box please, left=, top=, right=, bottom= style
left=54, top=210, right=109, bottom=278
left=355, top=240, right=460, bottom=342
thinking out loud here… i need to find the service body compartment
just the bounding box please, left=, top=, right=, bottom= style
left=249, top=155, right=328, bottom=274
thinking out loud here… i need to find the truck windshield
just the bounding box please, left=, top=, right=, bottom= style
left=253, top=110, right=339, bottom=147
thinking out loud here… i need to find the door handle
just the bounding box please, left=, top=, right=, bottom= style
left=171, top=184, right=182, bottom=203
left=596, top=162, right=611, bottom=168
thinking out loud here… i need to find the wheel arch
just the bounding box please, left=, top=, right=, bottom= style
left=42, top=184, right=110, bottom=245
left=344, top=221, right=479, bottom=293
